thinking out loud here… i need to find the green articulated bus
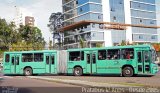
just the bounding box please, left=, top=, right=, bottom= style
left=3, top=50, right=67, bottom=76
left=67, top=45, right=159, bottom=77
left=3, top=45, right=159, bottom=77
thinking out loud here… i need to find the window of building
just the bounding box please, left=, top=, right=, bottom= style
left=119, top=1, right=123, bottom=4
left=34, top=53, right=43, bottom=62
left=139, top=35, right=143, bottom=39
left=150, top=20, right=155, bottom=24
left=151, top=36, right=156, bottom=39
left=99, top=24, right=103, bottom=29
left=121, top=48, right=134, bottom=59
left=5, top=54, right=10, bottom=62
left=140, top=19, right=142, bottom=22
left=113, top=16, right=116, bottom=21
left=80, top=8, right=83, bottom=12
left=110, top=7, right=115, bottom=12
left=22, top=53, right=33, bottom=62
left=98, top=50, right=106, bottom=60
left=76, top=0, right=78, bottom=4
left=98, top=15, right=102, bottom=19
left=107, top=49, right=120, bottom=60
left=69, top=51, right=84, bottom=61
left=92, top=23, right=95, bottom=28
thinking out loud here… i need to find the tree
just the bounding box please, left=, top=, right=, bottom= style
left=12, top=25, right=46, bottom=51
left=0, top=18, right=14, bottom=50
left=96, top=43, right=103, bottom=47
left=79, top=37, right=85, bottom=48
left=121, top=40, right=126, bottom=46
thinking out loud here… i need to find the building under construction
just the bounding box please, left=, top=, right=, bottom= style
left=61, top=0, right=160, bottom=49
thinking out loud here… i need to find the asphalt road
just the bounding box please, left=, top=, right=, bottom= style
left=36, top=71, right=160, bottom=88
left=0, top=73, right=81, bottom=93
left=1, top=71, right=160, bottom=93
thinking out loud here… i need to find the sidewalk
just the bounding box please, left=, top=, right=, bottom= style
left=27, top=76, right=141, bottom=88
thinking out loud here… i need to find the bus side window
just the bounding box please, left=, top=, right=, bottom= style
left=98, top=50, right=106, bottom=60
left=137, top=52, right=142, bottom=62
left=143, top=51, right=150, bottom=62
left=92, top=54, right=96, bottom=64
left=51, top=56, right=54, bottom=64
left=69, top=51, right=81, bottom=61
left=81, top=51, right=84, bottom=61
left=5, top=54, right=10, bottom=62
left=12, top=57, right=14, bottom=65
left=121, top=48, right=134, bottom=60
left=46, top=56, right=49, bottom=64
left=107, top=49, right=120, bottom=60
left=87, top=54, right=90, bottom=64
left=34, top=53, right=43, bottom=62
left=16, top=57, right=19, bottom=65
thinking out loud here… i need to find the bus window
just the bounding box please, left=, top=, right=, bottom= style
left=22, top=53, right=33, bottom=62
left=16, top=57, right=19, bottom=65
left=87, top=54, right=90, bottom=64
left=81, top=51, right=84, bottom=61
left=51, top=56, right=54, bottom=64
left=34, top=53, right=43, bottom=62
left=137, top=52, right=142, bottom=63
left=92, top=54, right=96, bottom=64
left=107, top=49, right=120, bottom=60
left=12, top=57, right=14, bottom=65
left=121, top=48, right=134, bottom=59
left=69, top=51, right=81, bottom=61
left=5, top=54, right=10, bottom=62
left=143, top=51, right=150, bottom=62
left=46, top=56, right=49, bottom=64
left=98, top=50, right=106, bottom=60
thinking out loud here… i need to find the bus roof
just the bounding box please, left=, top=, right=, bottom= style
left=67, top=44, right=152, bottom=51
left=4, top=50, right=57, bottom=54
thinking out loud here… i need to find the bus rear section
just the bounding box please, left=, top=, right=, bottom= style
left=3, top=50, right=59, bottom=76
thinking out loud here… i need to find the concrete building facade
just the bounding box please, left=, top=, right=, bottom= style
left=62, top=0, right=159, bottom=49
left=13, top=7, right=35, bottom=27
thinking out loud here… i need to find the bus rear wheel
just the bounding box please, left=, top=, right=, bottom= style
left=122, top=67, right=134, bottom=77
left=24, top=68, right=33, bottom=76
left=73, top=67, right=83, bottom=76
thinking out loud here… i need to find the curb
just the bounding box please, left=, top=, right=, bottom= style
left=27, top=76, right=140, bottom=88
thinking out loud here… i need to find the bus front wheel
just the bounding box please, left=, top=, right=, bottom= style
left=122, top=67, right=134, bottom=77
left=24, top=68, right=33, bottom=76
left=73, top=67, right=83, bottom=76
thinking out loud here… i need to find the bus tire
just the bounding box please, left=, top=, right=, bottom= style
left=73, top=67, right=83, bottom=76
left=24, top=68, right=33, bottom=76
left=122, top=66, right=134, bottom=77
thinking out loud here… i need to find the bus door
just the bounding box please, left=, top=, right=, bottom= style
left=85, top=51, right=97, bottom=74
left=10, top=54, right=20, bottom=74
left=137, top=50, right=150, bottom=74
left=45, top=53, right=55, bottom=73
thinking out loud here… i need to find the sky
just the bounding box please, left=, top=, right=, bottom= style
left=0, top=0, right=62, bottom=43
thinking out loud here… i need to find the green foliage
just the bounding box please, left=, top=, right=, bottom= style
left=96, top=43, right=103, bottom=48
left=79, top=37, right=85, bottom=48
left=0, top=17, right=46, bottom=52
left=121, top=40, right=126, bottom=46
left=49, top=40, right=53, bottom=50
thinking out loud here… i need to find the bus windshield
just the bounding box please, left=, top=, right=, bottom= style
left=151, top=49, right=157, bottom=63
